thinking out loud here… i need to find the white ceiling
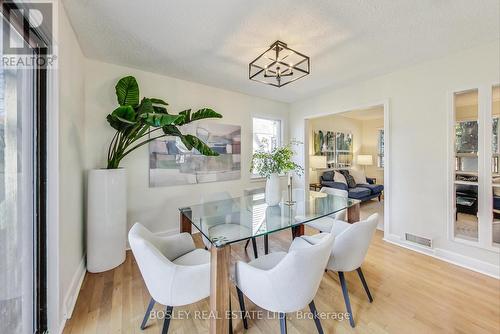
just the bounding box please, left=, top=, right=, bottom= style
left=62, top=0, right=500, bottom=103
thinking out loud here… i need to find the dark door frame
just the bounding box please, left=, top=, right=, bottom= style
left=0, top=1, right=49, bottom=333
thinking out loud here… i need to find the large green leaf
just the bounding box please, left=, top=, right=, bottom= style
left=174, top=108, right=222, bottom=126
left=137, top=98, right=169, bottom=115
left=162, top=124, right=182, bottom=136
left=107, top=114, right=123, bottom=131
left=181, top=134, right=219, bottom=156
left=107, top=105, right=136, bottom=130
left=143, top=113, right=182, bottom=127
left=150, top=98, right=169, bottom=106
left=112, top=105, right=136, bottom=123
left=115, top=76, right=139, bottom=106
left=153, top=106, right=168, bottom=114
left=191, top=108, right=222, bottom=121
left=174, top=109, right=192, bottom=125
left=137, top=98, right=154, bottom=115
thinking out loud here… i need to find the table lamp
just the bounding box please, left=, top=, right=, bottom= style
left=357, top=154, right=373, bottom=173
left=310, top=155, right=327, bottom=183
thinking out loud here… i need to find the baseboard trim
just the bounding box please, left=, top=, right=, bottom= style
left=63, top=255, right=86, bottom=320
left=383, top=234, right=500, bottom=279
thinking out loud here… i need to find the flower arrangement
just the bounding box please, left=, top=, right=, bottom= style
left=251, top=141, right=304, bottom=178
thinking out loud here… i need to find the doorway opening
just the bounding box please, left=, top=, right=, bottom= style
left=305, top=104, right=388, bottom=231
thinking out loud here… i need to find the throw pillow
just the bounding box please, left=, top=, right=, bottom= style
left=350, top=169, right=368, bottom=185
left=333, top=171, right=347, bottom=185
left=322, top=171, right=334, bottom=181
left=339, top=170, right=357, bottom=188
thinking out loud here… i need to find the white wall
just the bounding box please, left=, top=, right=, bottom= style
left=290, top=41, right=500, bottom=277
left=84, top=59, right=289, bottom=235
left=49, top=2, right=86, bottom=333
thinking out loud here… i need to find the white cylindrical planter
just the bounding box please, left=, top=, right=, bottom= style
left=265, top=173, right=281, bottom=206
left=87, top=168, right=127, bottom=273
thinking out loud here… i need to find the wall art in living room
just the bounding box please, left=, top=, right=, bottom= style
left=149, top=122, right=241, bottom=186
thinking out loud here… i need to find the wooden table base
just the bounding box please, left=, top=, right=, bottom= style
left=210, top=245, right=231, bottom=334
left=180, top=209, right=231, bottom=334
left=180, top=208, right=192, bottom=233
left=347, top=202, right=360, bottom=223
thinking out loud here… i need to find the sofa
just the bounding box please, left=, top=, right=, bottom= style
left=320, top=170, right=384, bottom=202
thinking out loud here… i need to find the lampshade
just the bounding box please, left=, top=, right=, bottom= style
left=310, top=155, right=327, bottom=169
left=357, top=155, right=373, bottom=166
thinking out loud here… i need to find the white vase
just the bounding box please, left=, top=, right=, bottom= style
left=87, top=168, right=127, bottom=273
left=265, top=173, right=281, bottom=206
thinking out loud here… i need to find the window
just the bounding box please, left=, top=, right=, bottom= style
left=377, top=129, right=384, bottom=168
left=334, top=132, right=353, bottom=168
left=312, top=131, right=353, bottom=168
left=453, top=89, right=479, bottom=242
left=450, top=86, right=500, bottom=249
left=492, top=116, right=499, bottom=173
left=491, top=85, right=500, bottom=246
left=252, top=117, right=281, bottom=153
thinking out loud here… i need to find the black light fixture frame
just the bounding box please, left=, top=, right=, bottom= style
left=249, top=40, right=310, bottom=87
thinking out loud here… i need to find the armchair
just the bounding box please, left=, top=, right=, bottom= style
left=302, top=213, right=378, bottom=327
left=128, top=223, right=210, bottom=333
left=235, top=227, right=335, bottom=333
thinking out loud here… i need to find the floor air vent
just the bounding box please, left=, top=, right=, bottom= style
left=405, top=233, right=432, bottom=248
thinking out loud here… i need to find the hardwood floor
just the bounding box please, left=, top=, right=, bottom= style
left=63, top=229, right=500, bottom=334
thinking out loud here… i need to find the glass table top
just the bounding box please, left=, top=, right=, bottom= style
left=180, top=191, right=359, bottom=247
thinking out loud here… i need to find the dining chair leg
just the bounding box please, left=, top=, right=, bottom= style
left=251, top=237, right=259, bottom=259
left=356, top=267, right=373, bottom=302
left=279, top=313, right=287, bottom=334
left=229, top=294, right=233, bottom=334
left=244, top=239, right=250, bottom=249
left=308, top=300, right=324, bottom=334
left=140, top=298, right=155, bottom=330
left=264, top=234, right=269, bottom=254
left=338, top=272, right=355, bottom=328
left=236, top=287, right=248, bottom=329
left=161, top=305, right=173, bottom=334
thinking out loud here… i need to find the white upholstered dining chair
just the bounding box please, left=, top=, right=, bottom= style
left=303, top=213, right=378, bottom=327
left=128, top=223, right=210, bottom=334
left=200, top=191, right=260, bottom=257
left=234, top=225, right=336, bottom=333
left=306, top=186, right=349, bottom=233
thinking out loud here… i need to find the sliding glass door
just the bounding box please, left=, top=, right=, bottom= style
left=0, top=6, right=47, bottom=334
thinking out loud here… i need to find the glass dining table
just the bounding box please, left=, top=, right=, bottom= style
left=178, top=190, right=360, bottom=334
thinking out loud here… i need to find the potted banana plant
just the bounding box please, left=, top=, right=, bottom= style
left=87, top=76, right=222, bottom=272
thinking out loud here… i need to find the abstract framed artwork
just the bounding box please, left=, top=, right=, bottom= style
left=149, top=122, right=241, bottom=187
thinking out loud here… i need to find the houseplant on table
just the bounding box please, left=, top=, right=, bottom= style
left=251, top=142, right=303, bottom=206
left=87, top=75, right=222, bottom=273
